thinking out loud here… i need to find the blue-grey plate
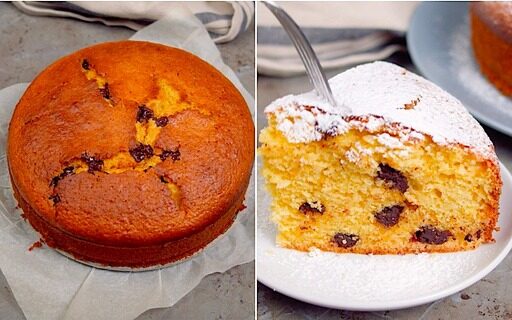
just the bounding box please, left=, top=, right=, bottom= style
left=407, top=2, right=512, bottom=137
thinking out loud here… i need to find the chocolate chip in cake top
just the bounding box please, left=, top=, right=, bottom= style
left=130, top=144, right=154, bottom=162
left=377, top=163, right=409, bottom=193
left=155, top=116, right=169, bottom=127
left=136, top=105, right=154, bottom=123
left=99, top=83, right=111, bottom=100
left=299, top=201, right=325, bottom=214
left=81, top=59, right=90, bottom=70
left=49, top=166, right=75, bottom=187
left=160, top=148, right=180, bottom=162
left=81, top=153, right=104, bottom=173
left=333, top=233, right=359, bottom=248
left=61, top=166, right=75, bottom=177
left=414, top=225, right=452, bottom=244
left=374, top=205, right=404, bottom=227
left=48, top=194, right=61, bottom=205
left=50, top=176, right=61, bottom=187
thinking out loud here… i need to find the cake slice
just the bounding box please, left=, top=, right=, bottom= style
left=259, top=62, right=502, bottom=254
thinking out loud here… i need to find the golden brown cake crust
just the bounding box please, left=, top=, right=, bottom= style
left=7, top=40, right=254, bottom=267
left=471, top=2, right=512, bottom=96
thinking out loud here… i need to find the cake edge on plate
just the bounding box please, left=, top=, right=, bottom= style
left=470, top=2, right=512, bottom=96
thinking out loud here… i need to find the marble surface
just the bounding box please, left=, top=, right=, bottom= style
left=257, top=53, right=512, bottom=319
left=0, top=3, right=255, bottom=320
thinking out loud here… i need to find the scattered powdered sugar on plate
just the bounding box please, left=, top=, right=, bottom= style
left=449, top=16, right=512, bottom=115
left=257, top=160, right=512, bottom=308
left=307, top=247, right=321, bottom=257
left=265, top=61, right=496, bottom=161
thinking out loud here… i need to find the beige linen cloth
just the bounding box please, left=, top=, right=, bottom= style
left=14, top=1, right=254, bottom=43
left=258, top=1, right=418, bottom=76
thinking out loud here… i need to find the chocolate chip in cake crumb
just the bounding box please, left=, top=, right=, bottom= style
left=299, top=202, right=325, bottom=214
left=136, top=105, right=154, bottom=123
left=160, top=148, right=180, bottom=161
left=81, top=59, right=90, bottom=70
left=374, top=205, right=404, bottom=227
left=81, top=153, right=104, bottom=173
left=464, top=234, right=473, bottom=242
left=160, top=176, right=168, bottom=183
left=414, top=225, right=452, bottom=245
left=49, top=194, right=61, bottom=204
left=333, top=233, right=359, bottom=248
left=476, top=230, right=482, bottom=239
left=377, top=163, right=408, bottom=193
left=130, top=144, right=154, bottom=162
left=155, top=116, right=169, bottom=127
left=99, top=83, right=111, bottom=100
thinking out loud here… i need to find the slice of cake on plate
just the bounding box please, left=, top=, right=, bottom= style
left=259, top=61, right=501, bottom=254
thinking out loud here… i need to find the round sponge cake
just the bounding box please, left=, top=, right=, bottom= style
left=7, top=41, right=254, bottom=268
left=471, top=2, right=512, bottom=96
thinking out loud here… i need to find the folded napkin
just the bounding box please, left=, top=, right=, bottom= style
left=257, top=1, right=418, bottom=77
left=13, top=1, right=254, bottom=43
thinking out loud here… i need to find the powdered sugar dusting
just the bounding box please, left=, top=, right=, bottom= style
left=377, top=133, right=404, bottom=149
left=265, top=62, right=496, bottom=160
left=307, top=247, right=321, bottom=257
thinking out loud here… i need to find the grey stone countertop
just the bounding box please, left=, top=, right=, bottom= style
left=257, top=52, right=512, bottom=319
left=0, top=2, right=255, bottom=320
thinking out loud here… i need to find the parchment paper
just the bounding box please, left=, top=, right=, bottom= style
left=0, top=7, right=254, bottom=320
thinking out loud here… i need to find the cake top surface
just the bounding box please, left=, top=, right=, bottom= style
left=265, top=61, right=496, bottom=160
left=8, top=41, right=254, bottom=246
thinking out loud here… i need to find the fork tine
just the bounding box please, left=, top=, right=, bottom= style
left=263, top=1, right=341, bottom=109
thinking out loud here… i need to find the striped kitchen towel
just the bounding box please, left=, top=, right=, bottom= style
left=13, top=1, right=254, bottom=43
left=258, top=1, right=418, bottom=77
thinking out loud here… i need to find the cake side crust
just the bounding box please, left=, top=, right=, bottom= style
left=471, top=4, right=512, bottom=96
left=12, top=176, right=249, bottom=268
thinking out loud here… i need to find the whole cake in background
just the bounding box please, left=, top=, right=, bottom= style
left=8, top=41, right=254, bottom=268
left=471, top=2, right=512, bottom=96
left=259, top=61, right=501, bottom=255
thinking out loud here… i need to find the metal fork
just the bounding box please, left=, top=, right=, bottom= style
left=263, top=1, right=340, bottom=109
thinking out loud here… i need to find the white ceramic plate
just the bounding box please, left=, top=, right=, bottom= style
left=407, top=2, right=512, bottom=137
left=257, top=162, right=512, bottom=311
